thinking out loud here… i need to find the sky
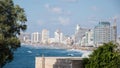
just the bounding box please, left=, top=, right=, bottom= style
left=14, top=0, right=120, bottom=37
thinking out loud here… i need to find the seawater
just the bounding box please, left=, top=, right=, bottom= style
left=4, top=45, right=82, bottom=68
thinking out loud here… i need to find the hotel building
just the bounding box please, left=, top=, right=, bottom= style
left=94, top=21, right=117, bottom=47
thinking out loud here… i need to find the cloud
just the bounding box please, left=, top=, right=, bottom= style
left=88, top=16, right=98, bottom=21
left=44, top=4, right=72, bottom=15
left=44, top=4, right=50, bottom=9
left=87, top=20, right=97, bottom=24
left=58, top=16, right=70, bottom=25
left=51, top=7, right=62, bottom=14
left=91, top=6, right=99, bottom=11
left=65, top=10, right=72, bottom=15
left=37, top=20, right=45, bottom=25
left=44, top=4, right=62, bottom=14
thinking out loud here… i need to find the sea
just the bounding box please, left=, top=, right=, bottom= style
left=4, top=45, right=83, bottom=68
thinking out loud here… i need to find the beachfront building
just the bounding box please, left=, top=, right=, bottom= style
left=31, top=32, right=41, bottom=43
left=19, top=33, right=31, bottom=43
left=54, top=29, right=63, bottom=43
left=94, top=22, right=111, bottom=46
left=74, top=24, right=88, bottom=45
left=48, top=38, right=55, bottom=44
left=62, top=35, right=69, bottom=45
left=66, top=37, right=74, bottom=45
left=94, top=21, right=117, bottom=47
left=110, top=19, right=117, bottom=42
left=41, top=29, right=49, bottom=44
left=80, top=29, right=94, bottom=47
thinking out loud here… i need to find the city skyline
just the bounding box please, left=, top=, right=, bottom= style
left=14, top=0, right=120, bottom=36
left=20, top=21, right=118, bottom=47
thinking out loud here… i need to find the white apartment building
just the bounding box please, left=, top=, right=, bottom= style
left=74, top=24, right=88, bottom=44
left=81, top=29, right=94, bottom=47
left=31, top=32, right=41, bottom=43
left=19, top=33, right=31, bottom=43
left=41, top=29, right=49, bottom=44
left=54, top=29, right=63, bottom=43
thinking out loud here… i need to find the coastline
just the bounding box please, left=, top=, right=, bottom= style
left=21, top=43, right=95, bottom=51
left=21, top=43, right=93, bottom=57
left=4, top=43, right=92, bottom=68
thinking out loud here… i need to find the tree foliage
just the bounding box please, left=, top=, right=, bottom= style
left=0, top=0, right=27, bottom=67
left=83, top=42, right=120, bottom=68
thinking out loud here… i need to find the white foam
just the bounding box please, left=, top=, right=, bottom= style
left=81, top=51, right=92, bottom=58
left=27, top=50, right=32, bottom=53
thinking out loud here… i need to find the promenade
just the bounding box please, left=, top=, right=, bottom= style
left=22, top=43, right=96, bottom=51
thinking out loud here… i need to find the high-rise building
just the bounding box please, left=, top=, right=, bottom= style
left=41, top=29, right=49, bottom=44
left=54, top=29, right=63, bottom=43
left=31, top=32, right=41, bottom=43
left=74, top=24, right=88, bottom=44
left=94, top=21, right=117, bottom=47
left=110, top=19, right=117, bottom=42
left=62, top=35, right=70, bottom=45
left=19, top=33, right=31, bottom=43
left=94, top=22, right=111, bottom=46
left=81, top=29, right=94, bottom=46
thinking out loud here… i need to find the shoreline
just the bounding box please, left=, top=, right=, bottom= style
left=21, top=43, right=94, bottom=52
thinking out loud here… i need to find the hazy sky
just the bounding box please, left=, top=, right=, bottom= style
left=14, top=0, right=120, bottom=36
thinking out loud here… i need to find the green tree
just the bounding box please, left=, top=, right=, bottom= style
left=83, top=42, right=120, bottom=68
left=0, top=0, right=27, bottom=67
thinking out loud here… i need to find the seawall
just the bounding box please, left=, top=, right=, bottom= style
left=35, top=57, right=84, bottom=68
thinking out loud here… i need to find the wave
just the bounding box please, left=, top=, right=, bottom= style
left=67, top=49, right=91, bottom=53
left=27, top=50, right=32, bottom=53
left=81, top=51, right=92, bottom=58
left=66, top=49, right=93, bottom=58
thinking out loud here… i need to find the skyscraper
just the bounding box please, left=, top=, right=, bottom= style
left=81, top=29, right=94, bottom=46
left=19, top=33, right=31, bottom=43
left=54, top=29, right=63, bottom=43
left=74, top=24, right=88, bottom=44
left=94, top=21, right=117, bottom=47
left=31, top=32, right=41, bottom=43
left=41, top=29, right=49, bottom=44
left=111, top=18, right=117, bottom=42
